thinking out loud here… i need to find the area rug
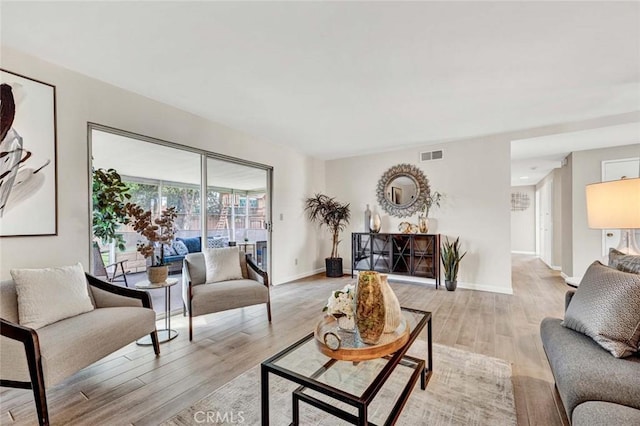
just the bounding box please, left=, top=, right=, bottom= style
left=163, top=342, right=516, bottom=425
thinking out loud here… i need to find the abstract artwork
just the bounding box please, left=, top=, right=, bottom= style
left=0, top=69, right=57, bottom=236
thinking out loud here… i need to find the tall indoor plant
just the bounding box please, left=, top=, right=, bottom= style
left=92, top=168, right=131, bottom=251
left=124, top=203, right=178, bottom=283
left=441, top=236, right=466, bottom=291
left=304, top=193, right=351, bottom=277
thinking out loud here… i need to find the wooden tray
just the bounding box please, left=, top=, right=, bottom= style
left=314, top=315, right=410, bottom=361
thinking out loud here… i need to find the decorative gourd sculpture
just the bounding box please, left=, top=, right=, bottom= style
left=356, top=271, right=403, bottom=344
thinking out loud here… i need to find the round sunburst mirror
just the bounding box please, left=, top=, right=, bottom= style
left=376, top=164, right=430, bottom=218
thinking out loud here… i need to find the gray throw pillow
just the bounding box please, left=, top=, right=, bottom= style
left=173, top=240, right=189, bottom=256
left=609, top=248, right=640, bottom=274
left=563, top=261, right=640, bottom=358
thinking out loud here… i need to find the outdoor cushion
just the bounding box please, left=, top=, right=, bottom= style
left=562, top=261, right=640, bottom=357
left=177, top=236, right=201, bottom=253
left=10, top=263, right=94, bottom=329
left=173, top=240, right=189, bottom=256
left=163, top=244, right=177, bottom=257
left=204, top=247, right=244, bottom=284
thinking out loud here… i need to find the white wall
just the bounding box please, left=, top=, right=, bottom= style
left=326, top=137, right=513, bottom=294
left=510, top=185, right=536, bottom=254
left=570, top=143, right=640, bottom=277
left=0, top=47, right=325, bottom=284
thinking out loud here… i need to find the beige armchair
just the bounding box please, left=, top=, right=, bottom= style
left=0, top=274, right=159, bottom=426
left=183, top=251, right=271, bottom=341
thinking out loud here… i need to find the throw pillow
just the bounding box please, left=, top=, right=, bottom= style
left=173, top=240, right=189, bottom=256
left=203, top=247, right=244, bottom=284
left=10, top=263, right=95, bottom=329
left=563, top=261, right=640, bottom=358
left=609, top=248, right=640, bottom=274
left=163, top=244, right=177, bottom=258
left=177, top=236, right=201, bottom=253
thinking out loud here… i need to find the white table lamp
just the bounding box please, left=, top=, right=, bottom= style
left=586, top=177, right=640, bottom=255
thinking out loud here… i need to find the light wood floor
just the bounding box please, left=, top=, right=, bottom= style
left=1, top=255, right=568, bottom=425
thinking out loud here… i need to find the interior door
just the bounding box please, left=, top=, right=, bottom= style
left=602, top=158, right=640, bottom=256
left=538, top=178, right=553, bottom=267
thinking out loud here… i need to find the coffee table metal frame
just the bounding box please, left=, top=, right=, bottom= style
left=261, top=307, right=432, bottom=426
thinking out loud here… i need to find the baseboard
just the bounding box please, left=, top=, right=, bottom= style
left=550, top=265, right=562, bottom=271
left=560, top=272, right=569, bottom=280
left=275, top=268, right=325, bottom=285
left=511, top=250, right=536, bottom=255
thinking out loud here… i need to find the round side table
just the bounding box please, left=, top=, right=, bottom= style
left=136, top=277, right=179, bottom=345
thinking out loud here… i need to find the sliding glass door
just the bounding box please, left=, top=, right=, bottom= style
left=89, top=125, right=272, bottom=278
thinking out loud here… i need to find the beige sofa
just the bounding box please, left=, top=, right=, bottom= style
left=183, top=251, right=271, bottom=341
left=0, top=274, right=159, bottom=426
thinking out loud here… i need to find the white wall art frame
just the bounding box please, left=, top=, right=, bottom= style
left=0, top=69, right=58, bottom=237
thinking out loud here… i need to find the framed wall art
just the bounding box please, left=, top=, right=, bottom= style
left=0, top=69, right=58, bottom=237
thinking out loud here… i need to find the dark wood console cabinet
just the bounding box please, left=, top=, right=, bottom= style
left=351, top=233, right=441, bottom=288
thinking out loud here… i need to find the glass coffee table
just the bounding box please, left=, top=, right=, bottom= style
left=261, top=307, right=432, bottom=425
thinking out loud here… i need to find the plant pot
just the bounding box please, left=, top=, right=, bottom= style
left=148, top=265, right=169, bottom=284
left=445, top=279, right=457, bottom=291
left=325, top=258, right=343, bottom=277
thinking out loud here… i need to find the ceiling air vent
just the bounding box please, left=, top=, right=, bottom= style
left=420, top=150, right=443, bottom=162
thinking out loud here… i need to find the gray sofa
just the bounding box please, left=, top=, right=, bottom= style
left=540, top=290, right=640, bottom=425
left=1, top=274, right=159, bottom=426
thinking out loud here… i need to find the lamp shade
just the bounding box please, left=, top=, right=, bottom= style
left=586, top=177, right=640, bottom=229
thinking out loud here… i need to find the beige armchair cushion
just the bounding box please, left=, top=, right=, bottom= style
left=1, top=306, right=156, bottom=386
left=191, top=279, right=269, bottom=317
left=10, top=263, right=94, bottom=329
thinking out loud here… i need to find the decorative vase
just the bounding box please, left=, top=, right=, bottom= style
left=335, top=314, right=356, bottom=332
left=379, top=274, right=402, bottom=333
left=147, top=265, right=168, bottom=284
left=370, top=213, right=381, bottom=233
left=418, top=216, right=429, bottom=233
left=364, top=204, right=371, bottom=232
left=356, top=271, right=386, bottom=344
left=445, top=279, right=457, bottom=291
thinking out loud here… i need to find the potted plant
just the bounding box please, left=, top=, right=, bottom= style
left=441, top=236, right=466, bottom=291
left=418, top=191, right=443, bottom=233
left=124, top=203, right=178, bottom=283
left=304, top=193, right=351, bottom=277
left=92, top=168, right=131, bottom=251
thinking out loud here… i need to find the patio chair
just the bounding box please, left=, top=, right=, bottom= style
left=92, top=242, right=129, bottom=287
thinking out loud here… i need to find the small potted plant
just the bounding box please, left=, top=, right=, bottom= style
left=418, top=191, right=443, bottom=233
left=304, top=193, right=351, bottom=277
left=124, top=203, right=178, bottom=283
left=441, top=236, right=466, bottom=291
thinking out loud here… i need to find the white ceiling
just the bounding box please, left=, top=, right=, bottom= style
left=2, top=2, right=639, bottom=183
left=511, top=123, right=640, bottom=186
